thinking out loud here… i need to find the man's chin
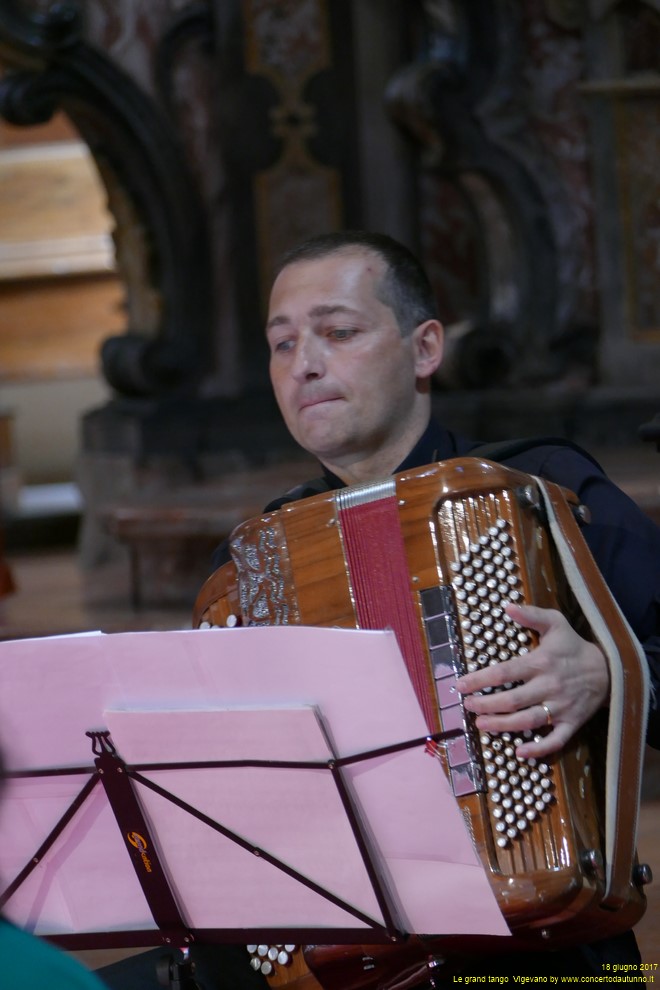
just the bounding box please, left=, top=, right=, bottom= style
left=292, top=428, right=349, bottom=464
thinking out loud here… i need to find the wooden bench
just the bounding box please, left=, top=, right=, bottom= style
left=101, top=461, right=316, bottom=608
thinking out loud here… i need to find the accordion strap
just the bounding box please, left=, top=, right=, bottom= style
left=534, top=478, right=649, bottom=909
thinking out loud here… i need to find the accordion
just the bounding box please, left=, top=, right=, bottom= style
left=193, top=457, right=650, bottom=990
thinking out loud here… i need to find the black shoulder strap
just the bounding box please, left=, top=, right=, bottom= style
left=268, top=437, right=602, bottom=511
left=264, top=476, right=332, bottom=512
left=466, top=436, right=604, bottom=471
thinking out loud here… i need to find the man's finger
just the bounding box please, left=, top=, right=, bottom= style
left=504, top=601, right=561, bottom=635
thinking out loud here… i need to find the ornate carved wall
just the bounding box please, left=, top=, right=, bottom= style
left=386, top=0, right=660, bottom=392
left=582, top=0, right=660, bottom=386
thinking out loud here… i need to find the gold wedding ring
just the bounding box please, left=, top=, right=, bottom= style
left=540, top=702, right=553, bottom=727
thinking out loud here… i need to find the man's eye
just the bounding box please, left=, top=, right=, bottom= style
left=272, top=339, right=294, bottom=353
left=329, top=326, right=357, bottom=340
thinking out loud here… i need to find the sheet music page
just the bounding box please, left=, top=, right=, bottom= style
left=0, top=626, right=509, bottom=939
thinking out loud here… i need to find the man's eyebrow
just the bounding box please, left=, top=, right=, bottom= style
left=308, top=304, right=357, bottom=318
left=265, top=314, right=290, bottom=333
left=266, top=304, right=358, bottom=334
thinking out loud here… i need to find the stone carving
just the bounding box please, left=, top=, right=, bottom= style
left=0, top=0, right=212, bottom=397
left=386, top=0, right=598, bottom=388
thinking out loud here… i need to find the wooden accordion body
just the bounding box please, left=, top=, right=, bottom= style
left=193, top=458, right=649, bottom=989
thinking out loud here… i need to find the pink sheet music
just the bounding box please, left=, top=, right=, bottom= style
left=0, top=626, right=509, bottom=940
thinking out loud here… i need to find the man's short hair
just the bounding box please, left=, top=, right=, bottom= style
left=276, top=230, right=438, bottom=336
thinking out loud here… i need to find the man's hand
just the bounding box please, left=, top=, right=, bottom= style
left=454, top=602, right=610, bottom=758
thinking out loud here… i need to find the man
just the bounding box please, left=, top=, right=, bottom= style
left=244, top=229, right=659, bottom=980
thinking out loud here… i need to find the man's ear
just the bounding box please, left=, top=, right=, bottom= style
left=411, top=319, right=444, bottom=378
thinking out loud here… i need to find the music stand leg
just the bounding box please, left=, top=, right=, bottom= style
left=156, top=948, right=204, bottom=990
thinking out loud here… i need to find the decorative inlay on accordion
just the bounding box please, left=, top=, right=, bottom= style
left=193, top=457, right=649, bottom=983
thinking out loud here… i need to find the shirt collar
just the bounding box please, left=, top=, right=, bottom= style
left=320, top=418, right=464, bottom=490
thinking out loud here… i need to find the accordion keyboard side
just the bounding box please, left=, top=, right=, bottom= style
left=418, top=472, right=604, bottom=931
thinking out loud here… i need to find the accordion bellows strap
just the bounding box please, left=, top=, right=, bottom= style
left=193, top=458, right=650, bottom=990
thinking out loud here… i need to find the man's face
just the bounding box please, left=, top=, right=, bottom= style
left=266, top=249, right=426, bottom=474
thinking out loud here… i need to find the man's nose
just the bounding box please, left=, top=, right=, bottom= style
left=291, top=335, right=324, bottom=381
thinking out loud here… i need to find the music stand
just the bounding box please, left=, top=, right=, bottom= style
left=0, top=626, right=508, bottom=954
